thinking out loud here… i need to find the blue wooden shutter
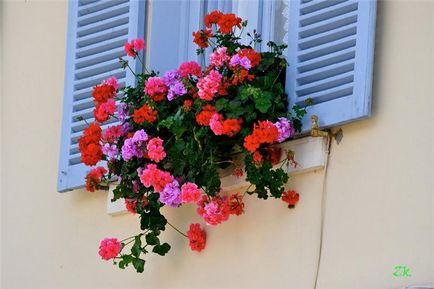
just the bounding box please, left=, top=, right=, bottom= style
left=58, top=0, right=145, bottom=192
left=147, top=0, right=202, bottom=73
left=206, top=0, right=232, bottom=14
left=286, top=0, right=377, bottom=130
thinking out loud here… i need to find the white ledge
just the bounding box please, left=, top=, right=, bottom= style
left=107, top=136, right=328, bottom=215
left=220, top=136, right=328, bottom=191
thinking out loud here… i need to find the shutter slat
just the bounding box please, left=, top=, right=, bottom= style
left=73, top=68, right=124, bottom=90
left=58, top=0, right=145, bottom=192
left=76, top=46, right=124, bottom=69
left=72, top=97, right=94, bottom=112
left=78, top=0, right=128, bottom=16
left=296, top=70, right=354, bottom=96
left=300, top=0, right=348, bottom=15
left=297, top=59, right=355, bottom=84
left=76, top=35, right=127, bottom=58
left=286, top=0, right=376, bottom=131
left=298, top=34, right=357, bottom=62
left=77, top=24, right=129, bottom=47
left=299, top=10, right=358, bottom=38
left=75, top=58, right=121, bottom=79
left=299, top=24, right=357, bottom=50
left=77, top=2, right=129, bottom=26
left=295, top=83, right=354, bottom=104
left=299, top=1, right=358, bottom=26
left=77, top=13, right=129, bottom=37
left=297, top=47, right=355, bottom=73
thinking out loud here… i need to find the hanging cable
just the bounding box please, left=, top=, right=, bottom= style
left=313, top=134, right=333, bottom=289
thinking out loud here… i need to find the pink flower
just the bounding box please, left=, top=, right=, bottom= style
left=197, top=70, right=222, bottom=101
left=197, top=195, right=231, bottom=226
left=209, top=47, right=230, bottom=67
left=209, top=113, right=224, bottom=135
left=144, top=77, right=168, bottom=97
left=132, top=38, right=145, bottom=51
left=98, top=238, right=122, bottom=260
left=101, top=76, right=120, bottom=91
left=124, top=38, right=145, bottom=58
left=274, top=117, right=295, bottom=143
left=147, top=137, right=166, bottom=163
left=139, top=164, right=173, bottom=192
left=181, top=182, right=201, bottom=203
left=179, top=61, right=202, bottom=77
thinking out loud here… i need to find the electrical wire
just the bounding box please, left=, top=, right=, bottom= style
left=313, top=134, right=333, bottom=289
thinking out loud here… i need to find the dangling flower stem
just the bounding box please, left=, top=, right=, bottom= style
left=167, top=221, right=188, bottom=238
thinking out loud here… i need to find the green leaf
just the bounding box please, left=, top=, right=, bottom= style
left=215, top=98, right=229, bottom=112
left=132, top=258, right=145, bottom=273
left=253, top=91, right=273, bottom=113
left=131, top=236, right=142, bottom=257
left=145, top=232, right=160, bottom=246
left=152, top=243, right=171, bottom=256
left=118, top=255, right=132, bottom=269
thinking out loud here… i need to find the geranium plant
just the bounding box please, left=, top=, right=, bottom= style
left=79, top=11, right=306, bottom=273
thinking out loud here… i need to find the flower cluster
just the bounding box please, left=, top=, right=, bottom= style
left=98, top=238, right=122, bottom=260
left=78, top=11, right=306, bottom=273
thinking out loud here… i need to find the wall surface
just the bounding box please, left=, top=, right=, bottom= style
left=1, top=1, right=433, bottom=289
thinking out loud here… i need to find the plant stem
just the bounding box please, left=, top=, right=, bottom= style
left=167, top=221, right=188, bottom=238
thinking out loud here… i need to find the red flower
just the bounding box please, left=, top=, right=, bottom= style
left=217, top=80, right=231, bottom=96
left=217, top=13, right=242, bottom=34
left=281, top=190, right=300, bottom=208
left=238, top=48, right=262, bottom=67
left=150, top=93, right=165, bottom=102
left=182, top=99, right=193, bottom=111
left=204, top=11, right=223, bottom=28
left=133, top=105, right=157, bottom=124
left=232, top=69, right=254, bottom=85
left=243, top=121, right=279, bottom=152
left=266, top=146, right=282, bottom=165
left=102, top=125, right=123, bottom=143
left=187, top=223, right=206, bottom=252
left=82, top=123, right=102, bottom=145
left=125, top=195, right=148, bottom=214
left=124, top=38, right=145, bottom=58
left=195, top=104, right=217, bottom=126
left=92, top=84, right=116, bottom=104
left=81, top=143, right=103, bottom=166
left=253, top=151, right=263, bottom=164
left=85, top=166, right=107, bottom=192
left=244, top=135, right=261, bottom=153
left=222, top=118, right=242, bottom=137
left=79, top=123, right=103, bottom=166
left=192, top=29, right=213, bottom=48
left=229, top=193, right=244, bottom=216
left=94, top=99, right=116, bottom=123
left=179, top=61, right=202, bottom=78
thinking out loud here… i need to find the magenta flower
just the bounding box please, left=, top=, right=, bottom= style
left=98, top=238, right=122, bottom=260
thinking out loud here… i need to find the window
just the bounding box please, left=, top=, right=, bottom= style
left=58, top=0, right=376, bottom=192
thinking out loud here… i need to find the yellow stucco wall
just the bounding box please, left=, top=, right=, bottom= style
left=1, top=1, right=433, bottom=289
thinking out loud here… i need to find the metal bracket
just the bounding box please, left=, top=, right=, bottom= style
left=310, top=115, right=330, bottom=137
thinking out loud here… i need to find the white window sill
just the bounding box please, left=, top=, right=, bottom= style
left=107, top=136, right=328, bottom=216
